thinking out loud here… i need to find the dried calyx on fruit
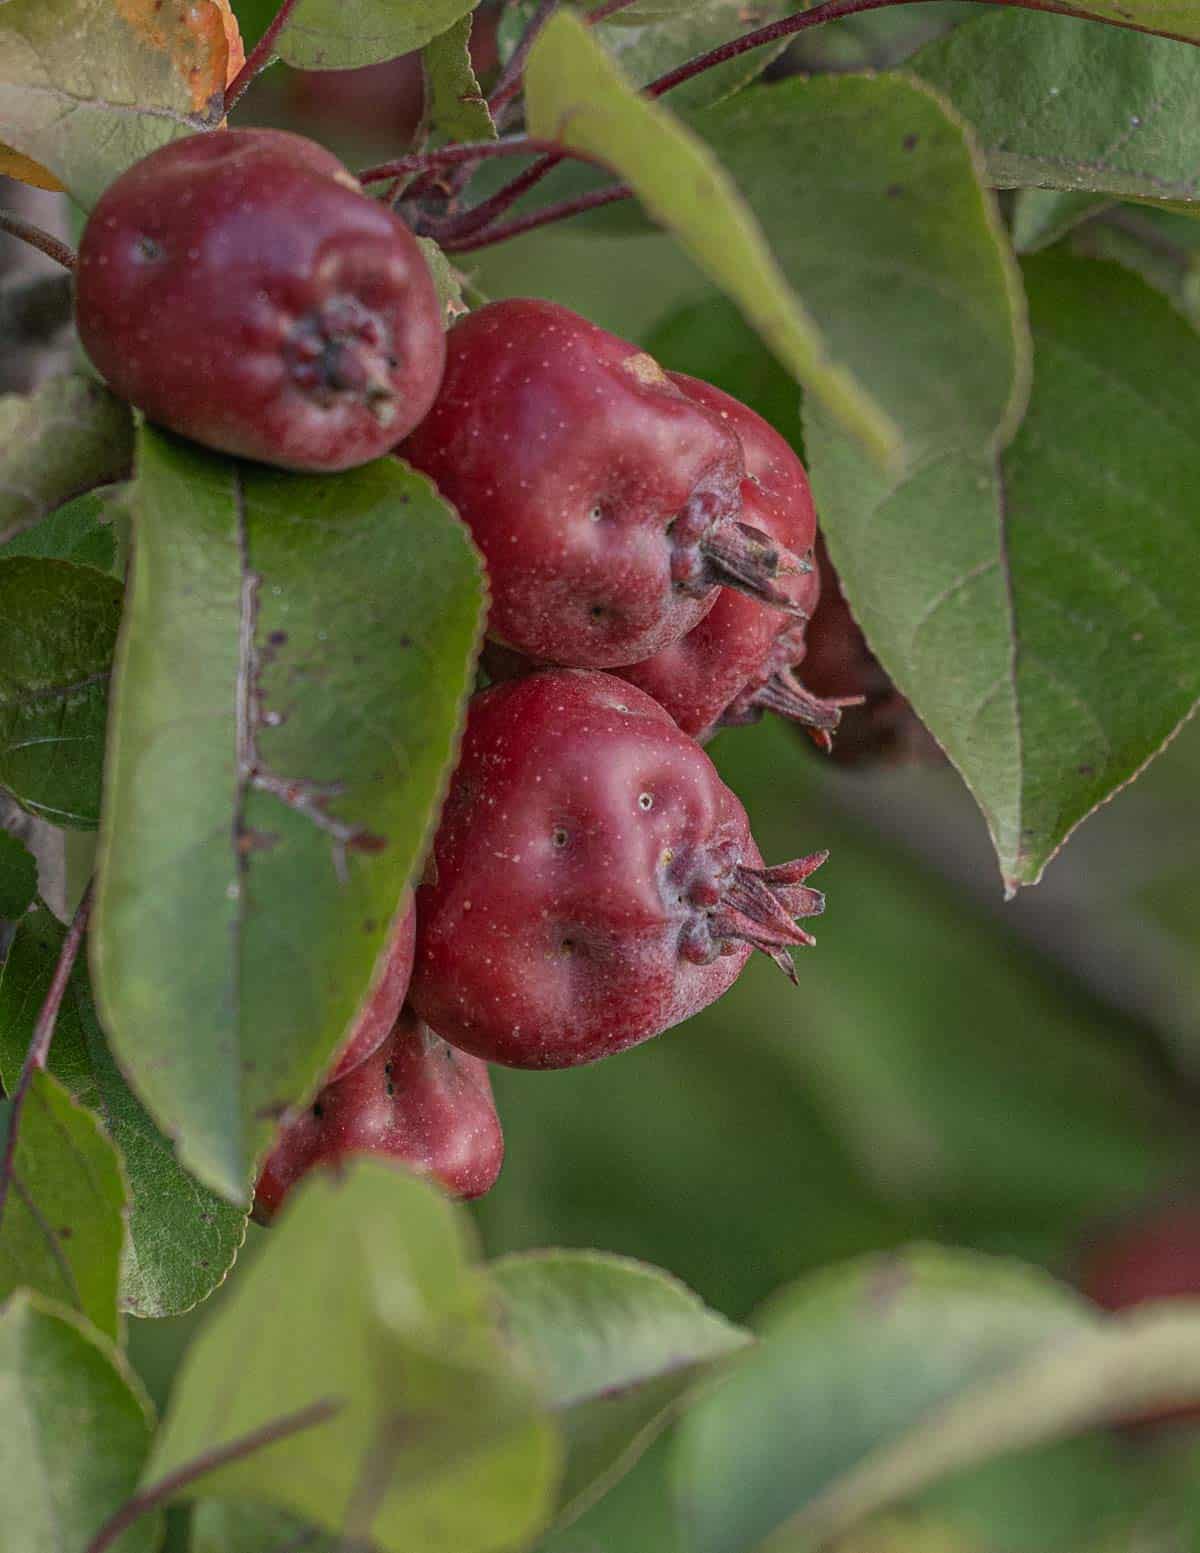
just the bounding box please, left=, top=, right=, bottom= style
left=616, top=374, right=857, bottom=748
left=75, top=129, right=445, bottom=471
left=399, top=299, right=808, bottom=669
left=409, top=669, right=827, bottom=1069
left=254, top=1008, right=503, bottom=1223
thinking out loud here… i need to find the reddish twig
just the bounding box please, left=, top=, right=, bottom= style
left=585, top=0, right=644, bottom=21
left=0, top=210, right=75, bottom=272
left=84, top=1399, right=342, bottom=1553
left=426, top=150, right=564, bottom=242
left=225, top=0, right=303, bottom=112
left=439, top=181, right=632, bottom=252
left=0, top=882, right=94, bottom=1227
left=488, top=0, right=560, bottom=120
left=358, top=134, right=593, bottom=186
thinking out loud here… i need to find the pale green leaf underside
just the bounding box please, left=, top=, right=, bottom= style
left=277, top=0, right=478, bottom=69
left=93, top=431, right=485, bottom=1203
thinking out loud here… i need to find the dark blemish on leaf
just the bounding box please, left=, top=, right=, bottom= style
left=364, top=919, right=377, bottom=932
left=58, top=1225, right=73, bottom=1239
left=903, top=133, right=919, bottom=151
left=236, top=826, right=280, bottom=856
left=269, top=630, right=288, bottom=647
left=397, top=634, right=413, bottom=648
left=864, top=1253, right=910, bottom=1314
left=1078, top=764, right=1095, bottom=777
left=346, top=830, right=387, bottom=854
left=887, top=184, right=904, bottom=198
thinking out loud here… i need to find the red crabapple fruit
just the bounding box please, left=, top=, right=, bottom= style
left=409, top=669, right=827, bottom=1068
left=76, top=129, right=445, bottom=470
left=327, top=896, right=417, bottom=1083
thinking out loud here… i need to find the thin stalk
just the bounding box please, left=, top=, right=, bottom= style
left=488, top=0, right=560, bottom=120
left=0, top=211, right=75, bottom=272
left=440, top=181, right=631, bottom=252
left=225, top=0, right=302, bottom=112
left=359, top=135, right=592, bottom=186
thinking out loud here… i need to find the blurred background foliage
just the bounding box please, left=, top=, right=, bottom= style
left=108, top=5, right=1200, bottom=1548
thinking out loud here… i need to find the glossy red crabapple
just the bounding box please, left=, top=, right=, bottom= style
left=254, top=1008, right=503, bottom=1222
left=327, top=896, right=417, bottom=1083
left=75, top=129, right=445, bottom=471
left=615, top=374, right=854, bottom=747
left=409, top=669, right=827, bottom=1068
left=399, top=299, right=806, bottom=669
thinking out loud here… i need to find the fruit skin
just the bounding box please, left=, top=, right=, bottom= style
left=614, top=374, right=849, bottom=745
left=76, top=129, right=445, bottom=471
left=254, top=1008, right=503, bottom=1222
left=400, top=299, right=804, bottom=669
left=800, top=538, right=940, bottom=766
left=327, top=896, right=417, bottom=1083
left=1078, top=1199, right=1200, bottom=1433
left=409, top=669, right=827, bottom=1069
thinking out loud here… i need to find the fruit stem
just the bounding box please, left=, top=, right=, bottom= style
left=224, top=0, right=303, bottom=113
left=359, top=135, right=599, bottom=186
left=0, top=210, right=75, bottom=271
left=699, top=523, right=810, bottom=615
left=0, top=881, right=93, bottom=1229
left=438, top=181, right=632, bottom=252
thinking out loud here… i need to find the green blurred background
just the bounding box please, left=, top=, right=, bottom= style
left=129, top=8, right=1200, bottom=1547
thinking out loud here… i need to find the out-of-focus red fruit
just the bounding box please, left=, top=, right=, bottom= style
left=614, top=374, right=853, bottom=746
left=409, top=669, right=827, bottom=1069
left=801, top=537, right=940, bottom=765
left=254, top=1009, right=503, bottom=1222
left=75, top=129, right=445, bottom=471
left=400, top=300, right=807, bottom=669
left=327, top=897, right=417, bottom=1083
left=1078, top=1199, right=1200, bottom=1433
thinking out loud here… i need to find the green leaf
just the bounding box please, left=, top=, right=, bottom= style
left=0, top=1291, right=159, bottom=1553
left=93, top=430, right=485, bottom=1203
left=0, top=1068, right=127, bottom=1341
left=492, top=1251, right=749, bottom=1524
left=810, top=254, right=1200, bottom=889
left=0, top=905, right=246, bottom=1319
left=148, top=1160, right=559, bottom=1551
left=276, top=0, right=479, bottom=69
left=672, top=1248, right=1100, bottom=1553
left=0, top=486, right=122, bottom=574
left=524, top=13, right=902, bottom=471
left=0, top=830, right=36, bottom=919
left=1045, top=1, right=1200, bottom=43
left=418, top=237, right=470, bottom=324
left=914, top=10, right=1200, bottom=203
left=692, top=73, right=1028, bottom=467
left=1011, top=191, right=1111, bottom=255
left=423, top=14, right=496, bottom=148
left=0, top=556, right=122, bottom=829
left=192, top=1501, right=337, bottom=1552
left=0, top=0, right=229, bottom=209
left=0, top=376, right=133, bottom=548
left=1068, top=205, right=1200, bottom=329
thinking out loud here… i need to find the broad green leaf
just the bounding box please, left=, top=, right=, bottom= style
left=0, top=556, right=122, bottom=829
left=0, top=831, right=36, bottom=919
left=0, top=905, right=246, bottom=1318
left=149, top=1161, right=559, bottom=1551
left=1068, top=204, right=1200, bottom=328
left=787, top=2, right=972, bottom=74
left=0, top=1068, right=126, bottom=1340
left=192, top=1501, right=337, bottom=1552
left=492, top=1251, right=749, bottom=1523
left=692, top=74, right=1028, bottom=467
left=276, top=0, right=479, bottom=69
left=93, top=429, right=485, bottom=1203
left=0, top=376, right=133, bottom=548
left=1011, top=190, right=1110, bottom=255
left=672, top=1248, right=1100, bottom=1553
left=809, top=254, right=1200, bottom=888
left=0, top=0, right=232, bottom=209
left=0, top=1291, right=159, bottom=1553
left=1050, top=1, right=1200, bottom=42
left=524, top=13, right=901, bottom=471
left=0, top=486, right=122, bottom=574
left=914, top=10, right=1200, bottom=203
left=503, top=0, right=793, bottom=110
left=423, top=14, right=496, bottom=148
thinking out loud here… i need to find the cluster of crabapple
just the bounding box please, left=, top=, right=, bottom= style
left=75, top=127, right=849, bottom=1220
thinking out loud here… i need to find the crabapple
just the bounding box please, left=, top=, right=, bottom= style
left=409, top=669, right=827, bottom=1068
left=254, top=1008, right=503, bottom=1222
left=75, top=129, right=445, bottom=470
left=614, top=373, right=854, bottom=746
left=327, top=896, right=417, bottom=1083
left=399, top=299, right=806, bottom=669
